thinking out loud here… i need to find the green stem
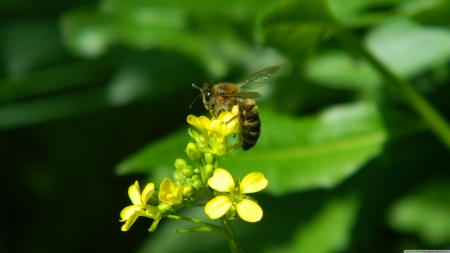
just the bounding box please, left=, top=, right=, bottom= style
left=204, top=187, right=243, bottom=253
left=335, top=27, right=450, bottom=150
left=185, top=203, right=206, bottom=207
left=164, top=214, right=222, bottom=231
left=219, top=216, right=242, bottom=253
left=204, top=154, right=243, bottom=253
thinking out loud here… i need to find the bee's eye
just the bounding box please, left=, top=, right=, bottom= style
left=205, top=90, right=211, bottom=102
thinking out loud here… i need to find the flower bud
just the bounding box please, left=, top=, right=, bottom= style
left=174, top=159, right=187, bottom=171
left=173, top=170, right=181, bottom=182
left=226, top=205, right=237, bottom=220
left=204, top=153, right=215, bottom=164
left=182, top=166, right=194, bottom=178
left=193, top=179, right=203, bottom=190
left=149, top=218, right=161, bottom=232
left=158, top=203, right=174, bottom=213
left=202, top=164, right=214, bottom=181
left=182, top=186, right=194, bottom=198
left=188, top=128, right=200, bottom=141
left=186, top=142, right=202, bottom=162
left=217, top=141, right=226, bottom=156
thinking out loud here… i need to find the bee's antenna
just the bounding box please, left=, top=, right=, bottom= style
left=190, top=83, right=202, bottom=108
left=192, top=83, right=202, bottom=90
left=190, top=94, right=202, bottom=108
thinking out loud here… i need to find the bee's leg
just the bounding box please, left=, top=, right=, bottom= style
left=225, top=114, right=238, bottom=124
left=212, top=108, right=225, bottom=119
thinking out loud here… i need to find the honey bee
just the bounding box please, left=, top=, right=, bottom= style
left=192, top=66, right=280, bottom=150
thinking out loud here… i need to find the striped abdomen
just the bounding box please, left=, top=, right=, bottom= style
left=238, top=100, right=261, bottom=150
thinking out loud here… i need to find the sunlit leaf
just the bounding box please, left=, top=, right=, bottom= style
left=306, top=50, right=382, bottom=90
left=60, top=1, right=281, bottom=78
left=225, top=101, right=386, bottom=195
left=366, top=18, right=450, bottom=79
left=119, top=101, right=387, bottom=195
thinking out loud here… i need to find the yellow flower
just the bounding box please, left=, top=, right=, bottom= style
left=159, top=178, right=183, bottom=206
left=120, top=181, right=161, bottom=231
left=187, top=106, right=239, bottom=156
left=205, top=169, right=268, bottom=222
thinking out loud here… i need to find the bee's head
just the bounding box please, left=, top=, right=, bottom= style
left=192, top=83, right=215, bottom=111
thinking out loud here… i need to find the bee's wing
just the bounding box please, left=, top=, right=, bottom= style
left=225, top=92, right=261, bottom=99
left=236, top=66, right=280, bottom=89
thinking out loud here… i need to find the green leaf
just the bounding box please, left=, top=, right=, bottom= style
left=259, top=0, right=336, bottom=25
left=305, top=50, right=382, bottom=90
left=225, top=101, right=386, bottom=195
left=100, top=0, right=274, bottom=21
left=366, top=18, right=450, bottom=79
left=266, top=195, right=359, bottom=253
left=60, top=2, right=282, bottom=78
left=116, top=101, right=387, bottom=195
left=257, top=0, right=336, bottom=59
left=327, top=0, right=404, bottom=26
left=389, top=180, right=450, bottom=246
left=0, top=61, right=111, bottom=104
left=116, top=129, right=189, bottom=175
left=410, top=0, right=450, bottom=27
left=0, top=87, right=110, bottom=130
left=0, top=20, right=67, bottom=75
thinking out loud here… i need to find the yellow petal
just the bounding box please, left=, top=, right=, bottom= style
left=121, top=212, right=141, bottom=231
left=236, top=199, right=263, bottom=222
left=198, top=116, right=212, bottom=130
left=141, top=183, right=155, bottom=204
left=210, top=118, right=224, bottom=135
left=129, top=181, right=142, bottom=205
left=120, top=205, right=141, bottom=220
left=159, top=178, right=182, bottom=205
left=217, top=110, right=234, bottom=122
left=160, top=178, right=175, bottom=194
left=240, top=172, right=268, bottom=194
left=219, top=121, right=231, bottom=136
left=167, top=185, right=183, bottom=205
left=145, top=205, right=161, bottom=218
left=187, top=115, right=204, bottom=132
left=208, top=168, right=235, bottom=192
left=205, top=196, right=232, bottom=219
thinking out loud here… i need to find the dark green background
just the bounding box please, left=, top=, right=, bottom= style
left=1, top=0, right=450, bottom=252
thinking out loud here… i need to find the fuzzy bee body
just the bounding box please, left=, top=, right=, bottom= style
left=193, top=66, right=280, bottom=150
left=238, top=100, right=260, bottom=150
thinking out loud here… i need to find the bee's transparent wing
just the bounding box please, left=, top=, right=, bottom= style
left=236, top=66, right=280, bottom=89
left=225, top=92, right=261, bottom=99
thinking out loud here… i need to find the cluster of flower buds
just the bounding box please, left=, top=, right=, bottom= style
left=119, top=105, right=268, bottom=234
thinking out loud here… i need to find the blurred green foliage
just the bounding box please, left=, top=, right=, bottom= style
left=1, top=0, right=450, bottom=252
